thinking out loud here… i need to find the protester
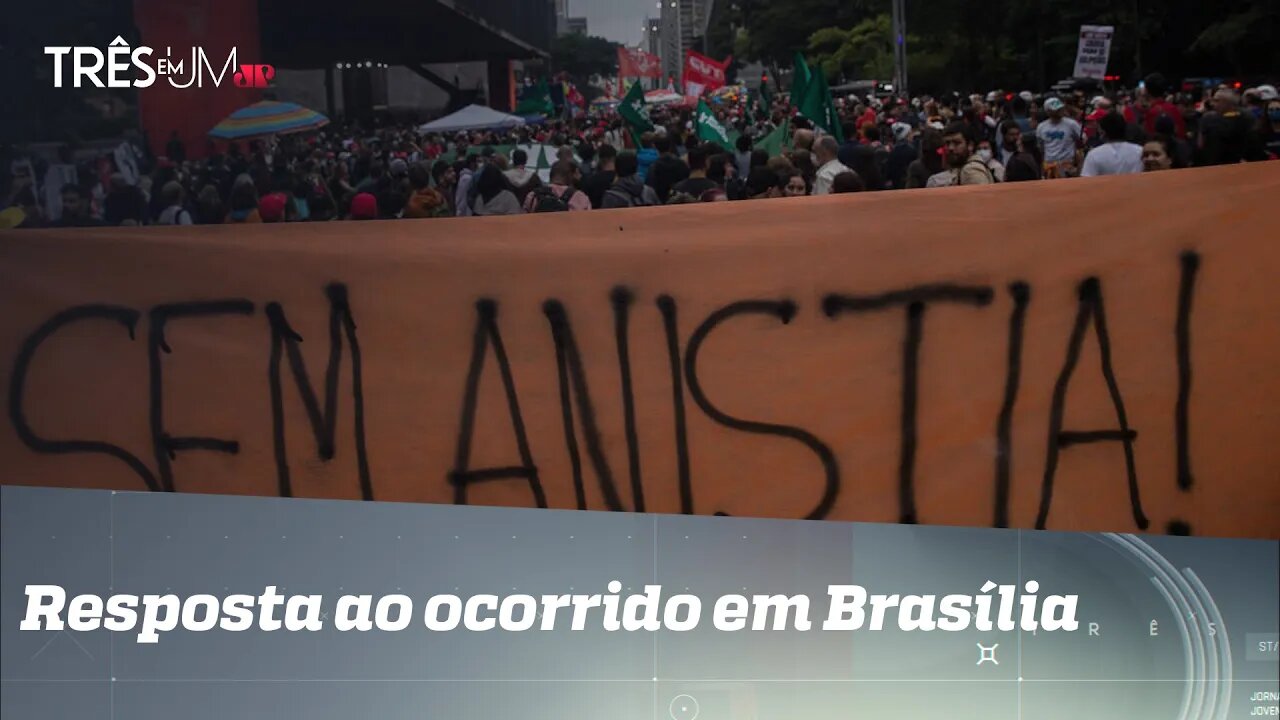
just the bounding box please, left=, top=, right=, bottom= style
left=602, top=151, right=660, bottom=209
left=671, top=144, right=719, bottom=199
left=932, top=122, right=995, bottom=186
left=745, top=166, right=783, bottom=199
left=1142, top=138, right=1176, bottom=172
left=258, top=192, right=289, bottom=223
left=504, top=148, right=542, bottom=204
left=472, top=164, right=523, bottom=216
left=974, top=138, right=1005, bottom=181
left=348, top=192, right=378, bottom=220
left=527, top=160, right=591, bottom=212
left=781, top=169, right=809, bottom=197
left=1197, top=88, right=1267, bottom=165
left=1036, top=97, right=1083, bottom=177
left=1081, top=111, right=1145, bottom=177
left=403, top=162, right=451, bottom=218
left=1004, top=132, right=1043, bottom=182
left=1124, top=73, right=1187, bottom=140
left=9, top=71, right=1275, bottom=230
left=812, top=136, right=852, bottom=195
left=581, top=144, right=618, bottom=209
left=830, top=171, right=865, bottom=193
left=52, top=184, right=103, bottom=227
left=906, top=128, right=945, bottom=188
left=885, top=123, right=916, bottom=189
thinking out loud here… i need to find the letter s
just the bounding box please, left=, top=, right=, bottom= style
left=133, top=46, right=155, bottom=88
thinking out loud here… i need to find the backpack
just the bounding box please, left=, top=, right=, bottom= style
left=531, top=185, right=578, bottom=212
left=604, top=185, right=652, bottom=208
left=958, top=157, right=997, bottom=185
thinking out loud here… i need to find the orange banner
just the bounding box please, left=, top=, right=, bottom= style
left=2, top=164, right=1278, bottom=538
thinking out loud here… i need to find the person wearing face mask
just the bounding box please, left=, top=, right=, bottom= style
left=973, top=139, right=1005, bottom=181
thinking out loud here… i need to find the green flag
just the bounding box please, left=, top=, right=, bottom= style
left=799, top=68, right=844, bottom=143
left=619, top=81, right=654, bottom=135
left=753, top=117, right=791, bottom=156
left=695, top=99, right=732, bottom=148
left=758, top=71, right=773, bottom=110
left=514, top=79, right=553, bottom=116
left=790, top=52, right=811, bottom=110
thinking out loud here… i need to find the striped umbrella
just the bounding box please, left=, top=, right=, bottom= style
left=209, top=101, right=329, bottom=140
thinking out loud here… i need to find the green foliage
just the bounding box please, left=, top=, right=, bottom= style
left=549, top=34, right=622, bottom=84
left=807, top=16, right=894, bottom=82
left=716, top=0, right=1278, bottom=92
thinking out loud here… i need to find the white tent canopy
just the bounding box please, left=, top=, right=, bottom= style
left=418, top=105, right=526, bottom=134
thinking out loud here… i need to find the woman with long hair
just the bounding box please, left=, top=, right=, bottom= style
left=226, top=175, right=261, bottom=223
left=471, top=164, right=523, bottom=216
left=905, top=128, right=944, bottom=188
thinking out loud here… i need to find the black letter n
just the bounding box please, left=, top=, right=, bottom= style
left=265, top=284, right=372, bottom=500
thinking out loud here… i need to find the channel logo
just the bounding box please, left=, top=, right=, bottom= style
left=44, top=36, right=272, bottom=90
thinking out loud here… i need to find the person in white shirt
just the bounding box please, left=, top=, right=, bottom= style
left=1035, top=97, right=1083, bottom=177
left=811, top=136, right=852, bottom=195
left=156, top=181, right=193, bottom=225
left=1080, top=111, right=1145, bottom=177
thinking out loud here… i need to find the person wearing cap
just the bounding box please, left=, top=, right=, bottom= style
left=885, top=122, right=917, bottom=190
left=1035, top=97, right=1083, bottom=178
left=1082, top=97, right=1114, bottom=147
left=258, top=192, right=290, bottom=223
left=347, top=192, right=378, bottom=221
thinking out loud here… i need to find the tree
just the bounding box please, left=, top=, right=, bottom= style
left=550, top=34, right=622, bottom=85
left=808, top=16, right=894, bottom=82
left=707, top=0, right=1278, bottom=92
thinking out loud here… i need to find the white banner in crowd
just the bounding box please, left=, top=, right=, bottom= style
left=1072, top=25, right=1114, bottom=80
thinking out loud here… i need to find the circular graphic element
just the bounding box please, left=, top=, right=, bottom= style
left=668, top=694, right=700, bottom=720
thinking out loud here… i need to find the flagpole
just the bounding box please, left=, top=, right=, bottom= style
left=891, top=0, right=908, bottom=97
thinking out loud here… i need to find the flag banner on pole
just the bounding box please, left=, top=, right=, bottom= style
left=799, top=68, right=844, bottom=143
left=618, top=47, right=662, bottom=78
left=753, top=117, right=791, bottom=156
left=790, top=52, right=811, bottom=109
left=695, top=99, right=732, bottom=148
left=514, top=78, right=554, bottom=116
left=619, top=81, right=655, bottom=134
left=683, top=50, right=730, bottom=97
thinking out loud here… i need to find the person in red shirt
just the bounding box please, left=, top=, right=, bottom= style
left=1123, top=73, right=1187, bottom=140
left=855, top=102, right=878, bottom=132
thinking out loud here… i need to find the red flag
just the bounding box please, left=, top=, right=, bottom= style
left=618, top=46, right=661, bottom=78
left=683, top=50, right=731, bottom=97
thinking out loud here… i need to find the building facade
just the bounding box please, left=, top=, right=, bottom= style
left=658, top=0, right=714, bottom=85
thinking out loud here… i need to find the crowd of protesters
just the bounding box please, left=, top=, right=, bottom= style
left=2, top=72, right=1277, bottom=229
